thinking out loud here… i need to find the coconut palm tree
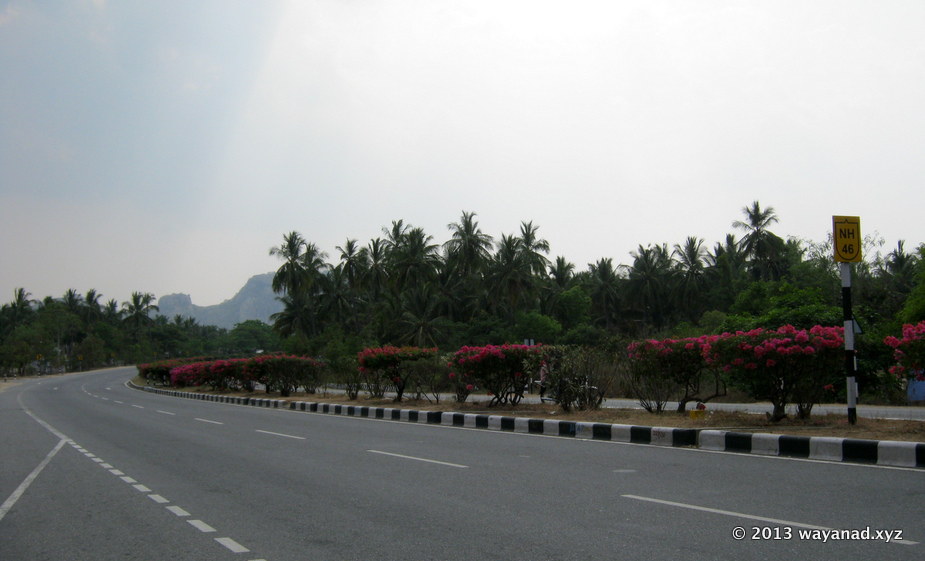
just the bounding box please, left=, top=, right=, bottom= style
left=588, top=258, right=621, bottom=331
left=732, top=201, right=785, bottom=281
left=269, top=231, right=309, bottom=295
left=121, top=292, right=159, bottom=335
left=336, top=238, right=366, bottom=292
left=517, top=220, right=551, bottom=278
left=444, top=211, right=494, bottom=278
left=387, top=226, right=440, bottom=292
left=627, top=244, right=674, bottom=330
left=672, top=236, right=707, bottom=322
left=487, top=234, right=533, bottom=322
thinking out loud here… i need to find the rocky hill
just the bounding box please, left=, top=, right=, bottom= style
left=157, top=273, right=282, bottom=329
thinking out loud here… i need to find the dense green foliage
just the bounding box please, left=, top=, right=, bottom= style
left=0, top=288, right=282, bottom=375
left=4, top=203, right=923, bottom=401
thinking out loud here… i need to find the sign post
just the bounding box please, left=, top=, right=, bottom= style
left=833, top=216, right=860, bottom=425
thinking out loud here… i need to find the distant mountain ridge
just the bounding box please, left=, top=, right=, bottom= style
left=157, top=273, right=282, bottom=329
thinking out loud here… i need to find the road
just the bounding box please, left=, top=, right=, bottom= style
left=1, top=368, right=922, bottom=560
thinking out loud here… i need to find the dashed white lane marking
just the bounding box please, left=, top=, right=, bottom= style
left=114, top=400, right=124, bottom=404
left=195, top=418, right=224, bottom=425
left=256, top=429, right=305, bottom=440
left=167, top=505, right=191, bottom=517
left=188, top=519, right=217, bottom=533
left=216, top=537, right=250, bottom=553
left=366, top=449, right=469, bottom=469
left=21, top=383, right=266, bottom=558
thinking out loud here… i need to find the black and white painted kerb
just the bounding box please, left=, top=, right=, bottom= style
left=133, top=383, right=925, bottom=469
left=698, top=430, right=925, bottom=468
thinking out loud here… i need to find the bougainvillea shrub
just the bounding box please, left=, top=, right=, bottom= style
left=626, top=336, right=725, bottom=413
left=357, top=346, right=438, bottom=401
left=884, top=321, right=925, bottom=381
left=450, top=344, right=542, bottom=406
left=703, top=325, right=844, bottom=420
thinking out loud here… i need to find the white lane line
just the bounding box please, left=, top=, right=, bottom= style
left=100, top=463, right=113, bottom=469
left=621, top=495, right=919, bottom=546
left=132, top=405, right=144, bottom=409
left=114, top=400, right=124, bottom=404
left=194, top=418, right=224, bottom=425
left=109, top=469, right=124, bottom=476
left=256, top=429, right=305, bottom=440
left=167, top=505, right=190, bottom=517
left=0, top=439, right=67, bottom=523
left=120, top=476, right=137, bottom=484
left=91, top=458, right=104, bottom=463
left=366, top=449, right=468, bottom=469
left=156, top=410, right=175, bottom=416
left=215, top=537, right=250, bottom=553
left=133, top=484, right=152, bottom=493
left=148, top=494, right=169, bottom=504
left=188, top=519, right=217, bottom=533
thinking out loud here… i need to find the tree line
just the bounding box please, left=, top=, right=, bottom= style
left=0, top=288, right=280, bottom=375
left=3, top=201, right=923, bottom=385
left=266, top=203, right=923, bottom=360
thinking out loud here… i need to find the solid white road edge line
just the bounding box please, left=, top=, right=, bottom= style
left=0, top=439, right=67, bottom=523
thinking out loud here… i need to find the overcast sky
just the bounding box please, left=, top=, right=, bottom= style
left=2, top=1, right=924, bottom=308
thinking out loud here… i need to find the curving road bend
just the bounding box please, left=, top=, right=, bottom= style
left=1, top=368, right=922, bottom=560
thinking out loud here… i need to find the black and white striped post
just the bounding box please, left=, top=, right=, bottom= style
left=833, top=216, right=861, bottom=425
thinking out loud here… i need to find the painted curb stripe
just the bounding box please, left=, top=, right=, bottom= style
left=132, top=383, right=924, bottom=468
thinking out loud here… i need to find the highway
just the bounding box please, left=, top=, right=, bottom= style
left=1, top=368, right=922, bottom=560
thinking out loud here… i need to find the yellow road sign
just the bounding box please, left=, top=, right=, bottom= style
left=833, top=216, right=861, bottom=263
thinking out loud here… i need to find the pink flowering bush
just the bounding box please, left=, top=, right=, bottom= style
left=247, top=354, right=325, bottom=397
left=704, top=325, right=844, bottom=421
left=158, top=355, right=324, bottom=396
left=450, top=344, right=542, bottom=406
left=209, top=358, right=255, bottom=391
left=626, top=336, right=725, bottom=413
left=138, top=357, right=214, bottom=386
left=884, top=321, right=925, bottom=381
left=169, top=361, right=213, bottom=387
left=357, top=346, right=438, bottom=401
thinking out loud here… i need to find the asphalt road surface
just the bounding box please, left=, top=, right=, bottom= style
left=2, top=368, right=922, bottom=561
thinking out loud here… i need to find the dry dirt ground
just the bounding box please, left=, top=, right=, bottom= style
left=152, top=382, right=925, bottom=443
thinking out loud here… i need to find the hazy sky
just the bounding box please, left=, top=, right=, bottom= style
left=2, top=1, right=924, bottom=307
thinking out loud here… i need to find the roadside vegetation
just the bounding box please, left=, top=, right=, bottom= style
left=5, top=202, right=925, bottom=422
